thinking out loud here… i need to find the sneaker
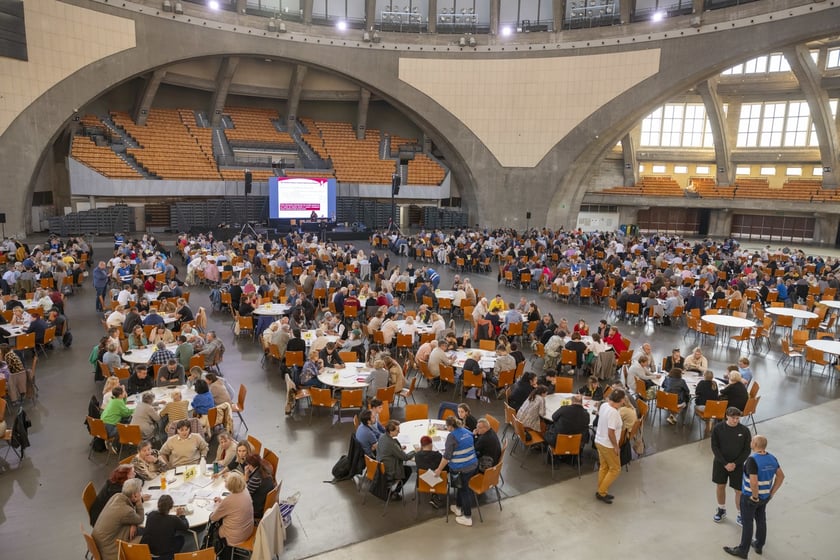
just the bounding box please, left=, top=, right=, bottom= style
left=595, top=492, right=613, bottom=504
left=736, top=514, right=742, bottom=527
left=713, top=508, right=727, bottom=522
left=429, top=498, right=441, bottom=510
left=455, top=515, right=473, bottom=527
left=722, top=546, right=748, bottom=559
left=480, top=396, right=491, bottom=404
left=450, top=504, right=463, bottom=516
left=666, top=415, right=677, bottom=425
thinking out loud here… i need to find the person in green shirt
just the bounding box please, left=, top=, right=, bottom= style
left=101, top=386, right=134, bottom=440
left=174, top=335, right=194, bottom=370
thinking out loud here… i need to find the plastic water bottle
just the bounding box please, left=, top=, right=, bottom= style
left=199, top=456, right=207, bottom=476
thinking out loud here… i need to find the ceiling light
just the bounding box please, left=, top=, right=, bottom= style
left=208, top=0, right=220, bottom=10
left=501, top=26, right=512, bottom=37
left=652, top=11, right=664, bottom=22
left=336, top=20, right=348, bottom=31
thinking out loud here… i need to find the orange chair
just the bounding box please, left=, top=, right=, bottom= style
left=548, top=433, right=582, bottom=478
left=415, top=469, right=449, bottom=518
left=308, top=388, right=337, bottom=423
left=467, top=462, right=503, bottom=522
left=512, top=418, right=545, bottom=466
left=404, top=403, right=429, bottom=422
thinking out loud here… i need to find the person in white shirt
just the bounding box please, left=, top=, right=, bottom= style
left=106, top=306, right=127, bottom=329
left=117, top=286, right=135, bottom=307
left=594, top=389, right=627, bottom=504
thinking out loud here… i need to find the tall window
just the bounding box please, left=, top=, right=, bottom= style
left=828, top=48, right=840, bottom=69
left=737, top=100, right=838, bottom=148
left=722, top=52, right=794, bottom=75
left=640, top=103, right=714, bottom=148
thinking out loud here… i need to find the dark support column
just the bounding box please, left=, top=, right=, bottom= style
left=133, top=69, right=166, bottom=125
left=365, top=0, right=375, bottom=32
left=784, top=45, right=839, bottom=189
left=302, top=0, right=313, bottom=24
left=696, top=79, right=733, bottom=186
left=553, top=0, right=566, bottom=32
left=621, top=131, right=638, bottom=187
left=209, top=57, right=240, bottom=127
left=356, top=88, right=371, bottom=140
left=286, top=64, right=308, bottom=126
left=489, top=0, right=500, bottom=35
left=427, top=0, right=437, bottom=34
left=620, top=0, right=634, bottom=25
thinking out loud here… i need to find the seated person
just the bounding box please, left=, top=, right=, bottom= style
left=414, top=435, right=445, bottom=508
left=208, top=473, right=254, bottom=557
left=158, top=389, right=189, bottom=430
left=663, top=348, right=685, bottom=372
left=88, top=464, right=138, bottom=526
left=299, top=351, right=325, bottom=388
left=473, top=417, right=501, bottom=472
left=158, top=419, right=209, bottom=467
left=141, top=494, right=189, bottom=560
left=376, top=420, right=415, bottom=498
left=661, top=368, right=691, bottom=425
left=131, top=440, right=166, bottom=481
left=130, top=392, right=161, bottom=441
left=355, top=409, right=382, bottom=458
left=578, top=375, right=605, bottom=401
left=157, top=359, right=185, bottom=386
left=149, top=325, right=175, bottom=345
left=91, top=478, right=145, bottom=560
left=545, top=394, right=591, bottom=448
left=244, top=454, right=275, bottom=520
left=319, top=341, right=345, bottom=369
left=100, top=386, right=134, bottom=441
left=127, top=325, right=148, bottom=349
left=126, top=365, right=154, bottom=396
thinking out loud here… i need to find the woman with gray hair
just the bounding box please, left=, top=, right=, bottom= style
left=131, top=392, right=161, bottom=440
left=92, top=478, right=145, bottom=560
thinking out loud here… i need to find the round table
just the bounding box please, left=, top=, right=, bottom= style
left=653, top=371, right=703, bottom=396
left=252, top=304, right=290, bottom=317
left=701, top=314, right=756, bottom=329
left=805, top=338, right=840, bottom=355
left=126, top=384, right=197, bottom=409
left=396, top=419, right=449, bottom=452
left=0, top=324, right=26, bottom=339
left=140, top=269, right=159, bottom=277
left=122, top=343, right=179, bottom=364
left=766, top=307, right=818, bottom=320
left=818, top=300, right=840, bottom=310
left=301, top=330, right=340, bottom=347
left=142, top=465, right=227, bottom=528
left=317, top=362, right=372, bottom=389
left=434, top=290, right=457, bottom=300
left=542, top=393, right=598, bottom=423
left=452, top=349, right=496, bottom=370
left=393, top=320, right=434, bottom=336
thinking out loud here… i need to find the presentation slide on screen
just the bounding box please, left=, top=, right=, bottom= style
left=268, top=177, right=337, bottom=220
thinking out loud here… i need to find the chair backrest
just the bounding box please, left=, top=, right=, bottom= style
left=236, top=384, right=247, bottom=412
left=86, top=416, right=109, bottom=440
left=364, top=454, right=383, bottom=482
left=285, top=350, right=304, bottom=368
left=560, top=348, right=578, bottom=366
left=484, top=413, right=500, bottom=433
left=655, top=390, right=679, bottom=413
left=83, top=530, right=103, bottom=560
left=404, top=403, right=429, bottom=421
left=503, top=402, right=516, bottom=425
left=514, top=360, right=525, bottom=380
left=507, top=322, right=523, bottom=336
left=479, top=339, right=495, bottom=351
left=262, top=448, right=279, bottom=480
left=703, top=400, right=729, bottom=421
left=471, top=462, right=501, bottom=493
left=416, top=468, right=448, bottom=494
left=83, top=481, right=97, bottom=521
left=742, top=395, right=760, bottom=417
left=247, top=434, right=263, bottom=456
left=376, top=385, right=396, bottom=403
left=16, top=332, right=35, bottom=350
left=554, top=377, right=573, bottom=394
left=512, top=417, right=528, bottom=442
left=339, top=351, right=357, bottom=363
left=263, top=483, right=280, bottom=514
left=551, top=433, right=582, bottom=456
left=439, top=364, right=455, bottom=384
left=116, top=423, right=142, bottom=445
left=463, top=370, right=483, bottom=389
left=341, top=389, right=364, bottom=408
left=749, top=381, right=760, bottom=398
left=496, top=368, right=515, bottom=389
left=117, top=539, right=153, bottom=560
left=636, top=399, right=649, bottom=418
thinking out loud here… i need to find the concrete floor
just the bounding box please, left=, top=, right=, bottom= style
left=0, top=235, right=837, bottom=559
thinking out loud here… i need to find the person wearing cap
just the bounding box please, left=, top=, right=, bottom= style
left=711, top=406, right=753, bottom=524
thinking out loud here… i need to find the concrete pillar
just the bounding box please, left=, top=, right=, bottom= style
left=553, top=0, right=566, bottom=32
left=708, top=209, right=733, bottom=238
left=489, top=0, right=500, bottom=36
left=618, top=206, right=639, bottom=227
left=696, top=79, right=733, bottom=186
left=813, top=213, right=839, bottom=246
left=427, top=0, right=437, bottom=33
left=784, top=45, right=839, bottom=189
left=356, top=88, right=371, bottom=140
left=621, top=131, right=639, bottom=187
left=364, top=0, right=375, bottom=32
left=723, top=99, right=741, bottom=184
left=302, top=0, right=313, bottom=24
left=88, top=195, right=96, bottom=210
left=620, top=0, right=634, bottom=25
left=209, top=57, right=240, bottom=127
left=286, top=64, right=308, bottom=126
left=692, top=0, right=703, bottom=15
left=133, top=69, right=166, bottom=126
left=235, top=0, right=246, bottom=15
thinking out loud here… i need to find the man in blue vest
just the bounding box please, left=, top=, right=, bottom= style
left=723, top=435, right=785, bottom=559
left=434, top=416, right=478, bottom=527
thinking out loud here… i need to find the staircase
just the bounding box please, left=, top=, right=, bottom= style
left=212, top=127, right=233, bottom=160
left=115, top=151, right=158, bottom=179
left=100, top=114, right=141, bottom=148
left=195, top=111, right=210, bottom=128
left=289, top=124, right=331, bottom=169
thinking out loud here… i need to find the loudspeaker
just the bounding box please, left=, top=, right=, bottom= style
left=244, top=171, right=253, bottom=194
left=0, top=213, right=5, bottom=224
left=526, top=212, right=531, bottom=220
left=391, top=174, right=401, bottom=196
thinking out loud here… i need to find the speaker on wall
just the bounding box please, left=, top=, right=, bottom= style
left=526, top=212, right=531, bottom=219
left=0, top=213, right=6, bottom=224
left=244, top=171, right=253, bottom=194
left=391, top=174, right=401, bottom=196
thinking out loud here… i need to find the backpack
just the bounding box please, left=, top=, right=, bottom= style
left=62, top=330, right=73, bottom=348
left=331, top=455, right=351, bottom=480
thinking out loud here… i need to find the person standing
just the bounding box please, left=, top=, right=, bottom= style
left=594, top=388, right=626, bottom=504
left=711, top=407, right=752, bottom=524
left=434, top=416, right=478, bottom=527
left=723, top=435, right=785, bottom=558
left=93, top=261, right=110, bottom=312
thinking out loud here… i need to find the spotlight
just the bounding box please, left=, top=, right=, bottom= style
left=174, top=1, right=183, bottom=14
left=468, top=36, right=476, bottom=47
left=336, top=20, right=348, bottom=31
left=651, top=11, right=664, bottom=22
left=208, top=0, right=220, bottom=10
left=500, top=26, right=512, bottom=37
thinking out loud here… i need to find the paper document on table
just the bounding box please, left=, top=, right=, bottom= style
left=194, top=487, right=217, bottom=499
left=167, top=489, right=194, bottom=505
left=419, top=470, right=443, bottom=487
left=188, top=476, right=214, bottom=489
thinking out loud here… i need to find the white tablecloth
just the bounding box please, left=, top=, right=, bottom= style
left=317, top=362, right=372, bottom=389
left=396, top=419, right=448, bottom=452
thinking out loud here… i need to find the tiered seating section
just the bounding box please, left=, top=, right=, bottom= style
left=223, top=107, right=296, bottom=148
left=70, top=136, right=142, bottom=179
left=112, top=110, right=221, bottom=180
left=71, top=109, right=446, bottom=185
left=595, top=175, right=835, bottom=202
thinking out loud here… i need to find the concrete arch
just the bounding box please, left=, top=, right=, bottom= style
left=545, top=8, right=840, bottom=229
